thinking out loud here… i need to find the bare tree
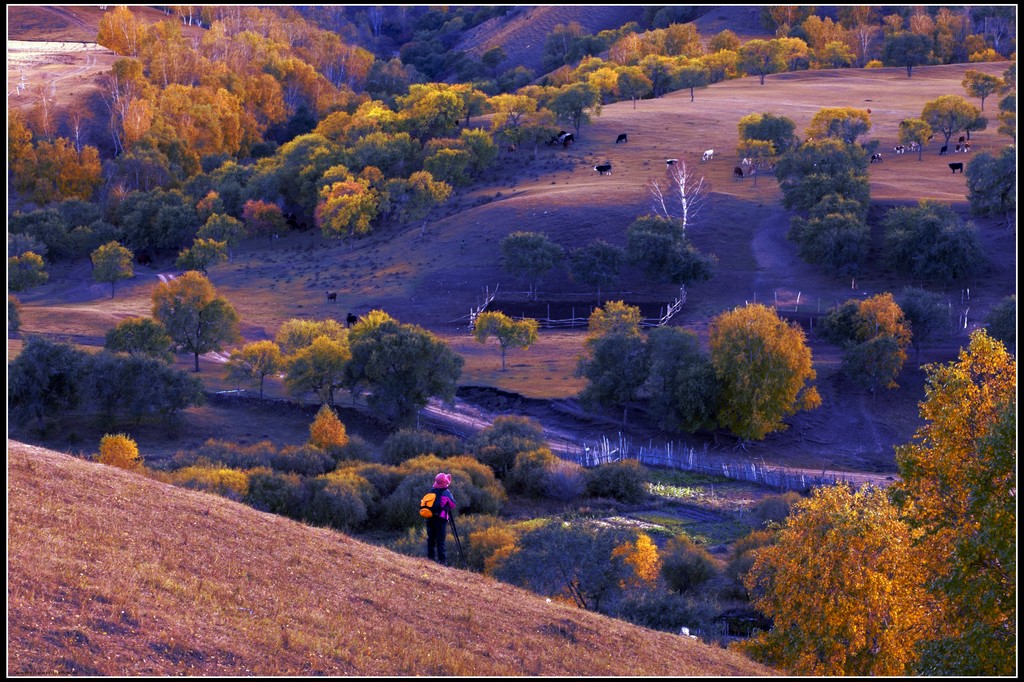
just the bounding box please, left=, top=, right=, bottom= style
left=648, top=159, right=711, bottom=231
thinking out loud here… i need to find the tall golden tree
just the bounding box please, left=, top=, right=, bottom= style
left=709, top=303, right=821, bottom=441
left=739, top=483, right=935, bottom=675
left=892, top=330, right=1016, bottom=675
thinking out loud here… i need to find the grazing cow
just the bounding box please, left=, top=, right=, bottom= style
left=909, top=141, right=920, bottom=152
left=594, top=163, right=612, bottom=175
left=702, top=149, right=714, bottom=162
left=616, top=133, right=628, bottom=144
left=561, top=132, right=574, bottom=147
left=939, top=145, right=949, bottom=155
left=963, top=141, right=972, bottom=152
left=948, top=162, right=964, bottom=173
left=870, top=153, right=883, bottom=163
left=733, top=166, right=744, bottom=179
left=741, top=157, right=752, bottom=167
left=547, top=130, right=568, bottom=146
left=346, top=312, right=358, bottom=327
left=325, top=291, right=337, bottom=303
left=665, top=158, right=678, bottom=166
left=894, top=145, right=906, bottom=154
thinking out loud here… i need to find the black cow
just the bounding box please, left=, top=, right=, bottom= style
left=547, top=130, right=568, bottom=146
left=616, top=133, right=628, bottom=143
left=870, top=153, right=883, bottom=163
left=594, top=163, right=612, bottom=175
left=665, top=158, right=678, bottom=166
left=948, top=162, right=964, bottom=173
left=561, top=132, right=574, bottom=147
left=346, top=312, right=358, bottom=327
left=325, top=291, right=337, bottom=303
left=733, top=166, right=744, bottom=179
left=939, top=145, right=949, bottom=155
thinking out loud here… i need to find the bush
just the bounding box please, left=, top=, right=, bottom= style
left=308, top=404, right=349, bottom=451
left=244, top=467, right=305, bottom=516
left=505, top=447, right=559, bottom=497
left=303, top=469, right=375, bottom=531
left=470, top=415, right=547, bottom=478
left=168, top=465, right=249, bottom=501
left=381, top=428, right=463, bottom=465
left=333, top=434, right=376, bottom=463
left=726, top=529, right=776, bottom=586
left=585, top=459, right=649, bottom=503
left=660, top=535, right=721, bottom=594
left=97, top=433, right=143, bottom=471
left=462, top=515, right=517, bottom=572
left=616, top=590, right=719, bottom=634
left=544, top=458, right=588, bottom=502
left=752, top=491, right=803, bottom=527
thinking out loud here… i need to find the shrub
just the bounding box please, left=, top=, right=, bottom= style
left=168, top=465, right=249, bottom=501
left=274, top=444, right=337, bottom=476
left=585, top=459, right=649, bottom=503
left=864, top=60, right=883, bottom=68
left=308, top=404, right=349, bottom=451
left=544, top=458, right=588, bottom=502
left=660, top=535, right=721, bottom=594
left=333, top=434, right=376, bottom=463
left=97, top=433, right=143, bottom=471
left=752, top=491, right=804, bottom=527
left=303, top=469, right=374, bottom=531
left=470, top=415, right=547, bottom=478
left=381, top=428, right=463, bottom=465
left=505, top=447, right=560, bottom=496
left=726, top=529, right=777, bottom=586
left=616, top=590, right=718, bottom=634
left=463, top=515, right=518, bottom=572
left=244, top=467, right=305, bottom=516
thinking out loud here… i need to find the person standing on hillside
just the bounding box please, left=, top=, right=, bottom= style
left=424, top=472, right=457, bottom=566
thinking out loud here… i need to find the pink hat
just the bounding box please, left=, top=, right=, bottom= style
left=433, top=472, right=451, bottom=489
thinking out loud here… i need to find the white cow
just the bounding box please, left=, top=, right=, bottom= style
left=702, top=149, right=714, bottom=162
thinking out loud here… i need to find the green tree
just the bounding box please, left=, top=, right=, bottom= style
left=965, top=145, right=1016, bottom=227
left=8, top=336, right=87, bottom=429
left=343, top=310, right=463, bottom=426
left=674, top=61, right=710, bottom=102
left=805, top=107, right=872, bottom=144
left=151, top=271, right=241, bottom=372
left=961, top=69, right=1003, bottom=111
left=786, top=195, right=870, bottom=276
left=643, top=326, right=719, bottom=433
left=737, top=112, right=799, bottom=156
left=892, top=331, right=1016, bottom=675
left=472, top=311, right=539, bottom=371
left=284, top=335, right=351, bottom=406
left=921, top=95, right=984, bottom=147
left=274, top=318, right=348, bottom=356
left=8, top=252, right=49, bottom=293
left=226, top=340, right=284, bottom=399
left=897, top=287, right=948, bottom=365
left=550, top=82, right=601, bottom=135
left=104, top=317, right=174, bottom=363
left=740, top=483, right=934, bottom=675
left=383, top=170, right=452, bottom=237
left=881, top=31, right=933, bottom=77
left=882, top=200, right=986, bottom=283
left=897, top=117, right=933, bottom=161
left=984, top=295, right=1015, bottom=354
left=615, top=66, right=652, bottom=109
left=709, top=303, right=821, bottom=442
left=775, top=137, right=870, bottom=214
left=625, top=215, right=716, bottom=287
left=566, top=239, right=624, bottom=302
left=494, top=521, right=634, bottom=612
left=91, top=241, right=134, bottom=298
left=737, top=39, right=786, bottom=85
left=197, top=213, right=245, bottom=261
left=175, top=238, right=227, bottom=275
left=9, top=295, right=23, bottom=335
left=578, top=331, right=649, bottom=427
left=500, top=231, right=563, bottom=299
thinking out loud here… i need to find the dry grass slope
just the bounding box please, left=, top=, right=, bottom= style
left=7, top=440, right=779, bottom=677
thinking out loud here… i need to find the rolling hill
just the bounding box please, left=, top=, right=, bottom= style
left=7, top=440, right=779, bottom=676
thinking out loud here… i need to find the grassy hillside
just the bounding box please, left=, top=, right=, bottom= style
left=7, top=440, right=779, bottom=676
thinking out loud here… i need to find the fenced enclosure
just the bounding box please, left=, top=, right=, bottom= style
left=567, top=433, right=893, bottom=493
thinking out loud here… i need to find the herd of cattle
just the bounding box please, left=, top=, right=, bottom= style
left=534, top=130, right=974, bottom=181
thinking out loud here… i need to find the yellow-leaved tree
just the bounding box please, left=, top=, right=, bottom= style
left=738, top=483, right=934, bottom=675
left=708, top=303, right=821, bottom=441
left=892, top=329, right=1016, bottom=675
left=98, top=433, right=143, bottom=471
left=308, top=404, right=349, bottom=451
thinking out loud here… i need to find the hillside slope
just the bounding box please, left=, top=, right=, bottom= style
left=7, top=440, right=779, bottom=677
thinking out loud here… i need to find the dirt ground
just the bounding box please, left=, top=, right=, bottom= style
left=7, top=9, right=1015, bottom=480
